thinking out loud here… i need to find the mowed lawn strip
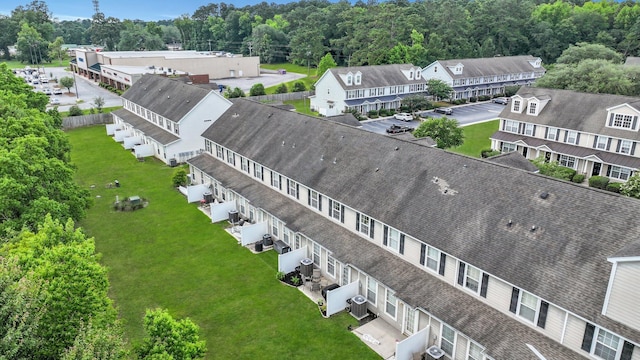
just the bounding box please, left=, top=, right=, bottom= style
left=450, top=119, right=499, bottom=158
left=68, top=125, right=378, bottom=359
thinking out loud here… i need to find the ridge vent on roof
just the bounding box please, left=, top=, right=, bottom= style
left=321, top=154, right=324, bottom=161
left=333, top=158, right=337, bottom=164
left=507, top=219, right=513, bottom=227
left=530, top=225, right=537, bottom=232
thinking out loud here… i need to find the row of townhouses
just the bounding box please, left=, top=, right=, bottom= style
left=492, top=87, right=640, bottom=183
left=310, top=55, right=545, bottom=116
left=110, top=75, right=639, bottom=360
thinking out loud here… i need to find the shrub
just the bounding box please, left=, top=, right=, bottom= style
left=478, top=95, right=491, bottom=101
left=250, top=83, right=266, bottom=96
left=276, top=271, right=285, bottom=281
left=275, top=83, right=288, bottom=94
left=367, top=110, right=379, bottom=117
left=292, top=81, right=306, bottom=92
left=481, top=149, right=501, bottom=158
left=68, top=105, right=83, bottom=116
left=572, top=174, right=585, bottom=183
left=172, top=168, right=188, bottom=187
left=378, top=109, right=389, bottom=117
left=469, top=96, right=478, bottom=102
left=589, top=175, right=609, bottom=189
left=606, top=182, right=622, bottom=193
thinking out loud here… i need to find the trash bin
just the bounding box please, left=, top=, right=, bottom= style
left=254, top=240, right=263, bottom=252
left=262, top=234, right=273, bottom=246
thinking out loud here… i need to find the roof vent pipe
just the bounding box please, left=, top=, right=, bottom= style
left=530, top=225, right=537, bottom=232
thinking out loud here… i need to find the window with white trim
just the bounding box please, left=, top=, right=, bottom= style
left=593, top=328, right=621, bottom=360
left=385, top=289, right=397, bottom=318
left=216, top=145, right=224, bottom=159
left=559, top=154, right=576, bottom=169
left=358, top=214, right=371, bottom=236
left=501, top=142, right=516, bottom=153
left=504, top=120, right=519, bottom=133
left=287, top=179, right=297, bottom=198
left=327, top=255, right=335, bottom=277
left=440, top=323, right=456, bottom=356
left=596, top=136, right=608, bottom=150
left=309, top=190, right=320, bottom=210
left=566, top=131, right=578, bottom=144
left=282, top=228, right=290, bottom=245
left=226, top=150, right=235, bottom=165
left=341, top=266, right=350, bottom=285
left=385, top=227, right=401, bottom=253
left=204, top=139, right=212, bottom=153
left=426, top=247, right=440, bottom=272
left=330, top=200, right=342, bottom=221
left=518, top=291, right=539, bottom=323
left=463, top=264, right=481, bottom=293
left=254, top=164, right=263, bottom=180
left=271, top=172, right=281, bottom=189
left=528, top=102, right=537, bottom=115
left=611, top=113, right=634, bottom=129
left=366, top=277, right=377, bottom=304
left=524, top=123, right=535, bottom=136
left=294, top=234, right=301, bottom=250
left=355, top=73, right=361, bottom=85
left=271, top=218, right=279, bottom=237
left=468, top=342, right=483, bottom=360
left=610, top=166, right=631, bottom=181
left=241, top=157, right=249, bottom=173
left=546, top=127, right=558, bottom=140
left=346, top=74, right=352, bottom=85
left=512, top=100, right=521, bottom=112
left=619, top=140, right=632, bottom=154
left=312, top=243, right=321, bottom=266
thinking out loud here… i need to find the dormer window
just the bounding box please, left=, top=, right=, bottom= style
left=512, top=99, right=522, bottom=113
left=608, top=113, right=637, bottom=130
left=415, top=71, right=421, bottom=79
left=346, top=74, right=353, bottom=85
left=528, top=102, right=538, bottom=115
left=355, top=73, right=361, bottom=85
left=409, top=70, right=414, bottom=79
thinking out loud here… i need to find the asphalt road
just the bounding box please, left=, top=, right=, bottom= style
left=360, top=102, right=507, bottom=135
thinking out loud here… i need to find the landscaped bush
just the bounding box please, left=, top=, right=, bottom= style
left=606, top=182, right=622, bottom=193
left=572, top=174, right=585, bottom=183
left=469, top=96, right=478, bottom=102
left=378, top=109, right=389, bottom=117
left=481, top=149, right=501, bottom=158
left=68, top=105, right=83, bottom=116
left=275, top=83, right=288, bottom=94
left=368, top=110, right=379, bottom=117
left=292, top=81, right=306, bottom=92
left=478, top=95, right=491, bottom=101
left=589, top=175, right=610, bottom=189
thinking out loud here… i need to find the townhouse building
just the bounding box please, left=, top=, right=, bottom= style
left=310, top=64, right=426, bottom=116
left=491, top=87, right=640, bottom=183
left=109, top=74, right=232, bottom=165
left=422, top=55, right=546, bottom=100
left=184, top=98, right=640, bottom=360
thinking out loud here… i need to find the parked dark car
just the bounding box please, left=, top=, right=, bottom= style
left=492, top=97, right=509, bottom=105
left=386, top=124, right=415, bottom=134
left=434, top=107, right=453, bottom=115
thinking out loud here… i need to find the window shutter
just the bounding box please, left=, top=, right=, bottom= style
left=399, top=234, right=405, bottom=254
left=609, top=113, right=614, bottom=126
left=606, top=166, right=611, bottom=177
left=439, top=254, right=446, bottom=275
left=616, top=140, right=621, bottom=153
left=633, top=116, right=638, bottom=130
left=340, top=205, right=345, bottom=223
left=620, top=341, right=635, bottom=360
left=537, top=301, right=549, bottom=329
left=383, top=226, right=388, bottom=246
left=480, top=273, right=489, bottom=298
left=532, top=125, right=536, bottom=135
left=296, top=184, right=299, bottom=199
left=576, top=133, right=580, bottom=144
left=457, top=262, right=466, bottom=285
left=509, top=287, right=520, bottom=313
left=318, top=195, right=322, bottom=211
left=556, top=154, right=560, bottom=162
left=369, top=220, right=375, bottom=238
left=287, top=179, right=291, bottom=195
left=544, top=127, right=548, bottom=139
left=355, top=213, right=360, bottom=231
left=308, top=189, right=312, bottom=206
left=581, top=323, right=596, bottom=352
left=519, top=123, right=524, bottom=134
left=328, top=199, right=333, bottom=216
left=278, top=175, right=282, bottom=190
left=593, top=136, right=598, bottom=148
left=607, top=138, right=612, bottom=150
left=419, top=244, right=426, bottom=265
left=563, top=131, right=568, bottom=142
left=632, top=142, right=636, bottom=156
left=555, top=130, right=560, bottom=141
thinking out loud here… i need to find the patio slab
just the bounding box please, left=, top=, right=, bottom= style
left=352, top=317, right=406, bottom=360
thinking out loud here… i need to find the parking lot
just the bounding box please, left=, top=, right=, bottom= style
left=360, top=102, right=507, bottom=134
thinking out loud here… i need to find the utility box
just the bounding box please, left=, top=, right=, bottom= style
left=273, top=240, right=291, bottom=254
left=262, top=234, right=273, bottom=246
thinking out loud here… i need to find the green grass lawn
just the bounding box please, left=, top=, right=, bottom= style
left=68, top=126, right=378, bottom=360
left=1, top=58, right=69, bottom=69
left=449, top=119, right=499, bottom=158
left=261, top=63, right=318, bottom=95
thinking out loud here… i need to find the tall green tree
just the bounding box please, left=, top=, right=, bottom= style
left=16, top=22, right=48, bottom=64
left=89, top=13, right=122, bottom=50
left=427, top=79, right=453, bottom=101
left=118, top=23, right=164, bottom=51
left=556, top=42, right=623, bottom=64
left=413, top=117, right=464, bottom=149
left=316, top=53, right=337, bottom=77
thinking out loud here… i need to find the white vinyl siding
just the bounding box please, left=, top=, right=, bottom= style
left=604, top=262, right=640, bottom=329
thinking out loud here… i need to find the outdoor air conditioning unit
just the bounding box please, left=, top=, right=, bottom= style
left=350, top=295, right=367, bottom=320
left=300, top=258, right=313, bottom=278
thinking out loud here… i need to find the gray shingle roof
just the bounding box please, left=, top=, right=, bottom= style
left=187, top=154, right=585, bottom=360
left=500, top=87, right=640, bottom=141
left=437, top=55, right=545, bottom=79
left=328, top=64, right=425, bottom=90
left=624, top=57, right=640, bottom=66
left=112, top=108, right=179, bottom=145
left=486, top=151, right=539, bottom=172
left=121, top=74, right=211, bottom=121
left=201, top=99, right=640, bottom=343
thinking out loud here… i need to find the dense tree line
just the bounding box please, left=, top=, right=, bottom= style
left=3, top=0, right=640, bottom=68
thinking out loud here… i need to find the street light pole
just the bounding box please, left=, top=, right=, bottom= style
left=72, top=69, right=79, bottom=99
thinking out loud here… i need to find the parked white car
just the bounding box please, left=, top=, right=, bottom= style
left=53, top=87, right=62, bottom=95
left=49, top=97, right=60, bottom=105
left=394, top=112, right=414, bottom=121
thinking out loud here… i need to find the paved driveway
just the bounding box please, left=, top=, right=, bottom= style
left=41, top=67, right=122, bottom=112
left=360, top=102, right=506, bottom=134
